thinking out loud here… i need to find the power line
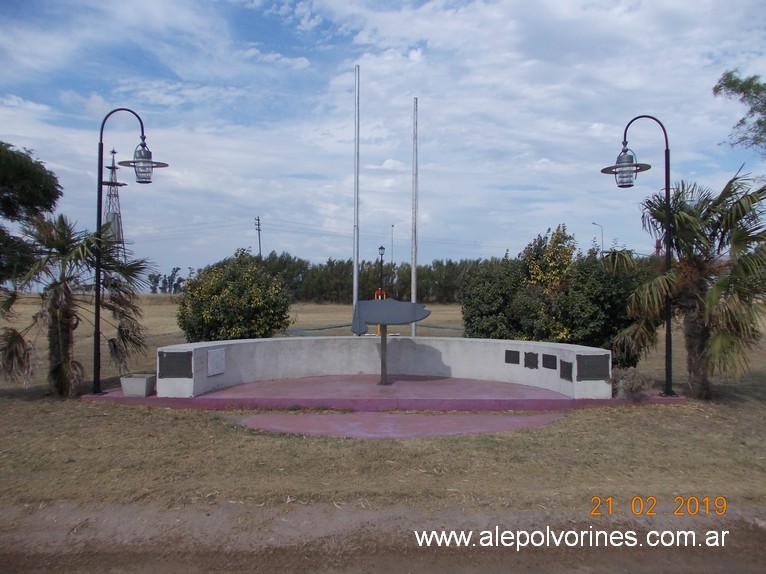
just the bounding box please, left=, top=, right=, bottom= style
left=126, top=213, right=514, bottom=255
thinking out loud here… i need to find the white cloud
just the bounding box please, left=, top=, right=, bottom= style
left=0, top=95, right=50, bottom=113
left=0, top=0, right=763, bottom=274
left=240, top=46, right=312, bottom=70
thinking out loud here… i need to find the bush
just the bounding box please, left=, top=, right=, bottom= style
left=459, top=227, right=648, bottom=366
left=610, top=367, right=654, bottom=398
left=460, top=257, right=525, bottom=339
left=176, top=249, right=291, bottom=342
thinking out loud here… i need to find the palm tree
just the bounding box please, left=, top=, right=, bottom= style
left=1, top=214, right=151, bottom=397
left=616, top=173, right=766, bottom=399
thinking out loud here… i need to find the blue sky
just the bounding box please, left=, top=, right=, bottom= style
left=1, top=0, right=764, bottom=277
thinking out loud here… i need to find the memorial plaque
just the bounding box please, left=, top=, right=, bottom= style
left=560, top=360, right=573, bottom=382
left=158, top=351, right=193, bottom=379
left=576, top=354, right=610, bottom=380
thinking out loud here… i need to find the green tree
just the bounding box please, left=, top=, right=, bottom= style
left=714, top=69, right=766, bottom=156
left=460, top=256, right=526, bottom=339
left=394, top=262, right=412, bottom=301
left=521, top=224, right=576, bottom=295
left=147, top=273, right=161, bottom=294
left=519, top=225, right=577, bottom=341
left=0, top=142, right=62, bottom=284
left=431, top=259, right=461, bottom=303
left=461, top=227, right=642, bottom=358
left=262, top=251, right=310, bottom=297
left=556, top=247, right=649, bottom=367
left=616, top=175, right=766, bottom=399
left=176, top=248, right=292, bottom=341
left=1, top=215, right=151, bottom=396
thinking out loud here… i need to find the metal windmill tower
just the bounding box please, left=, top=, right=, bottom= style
left=104, top=149, right=127, bottom=261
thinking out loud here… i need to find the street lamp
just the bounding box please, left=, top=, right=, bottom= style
left=591, top=221, right=604, bottom=253
left=378, top=245, right=386, bottom=291
left=93, top=108, right=167, bottom=394
left=601, top=115, right=674, bottom=396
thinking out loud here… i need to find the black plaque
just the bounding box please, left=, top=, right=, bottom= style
left=576, top=354, right=610, bottom=381
left=560, top=360, right=573, bottom=382
left=158, top=351, right=193, bottom=379
left=524, top=352, right=538, bottom=369
left=505, top=350, right=520, bottom=364
left=542, top=354, right=557, bottom=370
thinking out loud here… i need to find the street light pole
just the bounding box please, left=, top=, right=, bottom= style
left=391, top=224, right=394, bottom=268
left=591, top=221, right=604, bottom=253
left=93, top=108, right=167, bottom=394
left=378, top=245, right=386, bottom=291
left=601, top=115, right=674, bottom=396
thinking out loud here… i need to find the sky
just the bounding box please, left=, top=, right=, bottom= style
left=1, top=0, right=764, bottom=278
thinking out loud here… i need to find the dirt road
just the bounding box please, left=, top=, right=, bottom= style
left=2, top=502, right=764, bottom=573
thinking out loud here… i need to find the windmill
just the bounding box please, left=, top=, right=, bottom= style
left=103, top=149, right=127, bottom=261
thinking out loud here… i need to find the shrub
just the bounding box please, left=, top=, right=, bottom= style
left=460, top=227, right=648, bottom=367
left=176, top=249, right=291, bottom=342
left=610, top=367, right=654, bottom=398
left=460, top=257, right=525, bottom=339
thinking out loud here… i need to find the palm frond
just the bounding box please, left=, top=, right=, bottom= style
left=0, top=289, right=18, bottom=318
left=707, top=329, right=760, bottom=377
left=108, top=320, right=147, bottom=374
left=0, top=328, right=34, bottom=384
left=613, top=316, right=660, bottom=360
left=600, top=249, right=636, bottom=275
left=627, top=269, right=676, bottom=321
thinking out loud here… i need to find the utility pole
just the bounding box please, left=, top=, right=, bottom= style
left=254, top=216, right=262, bottom=258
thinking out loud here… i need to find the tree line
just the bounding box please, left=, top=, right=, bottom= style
left=148, top=267, right=186, bottom=294
left=160, top=251, right=483, bottom=304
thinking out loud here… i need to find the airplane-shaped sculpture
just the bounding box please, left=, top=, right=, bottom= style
left=352, top=299, right=431, bottom=385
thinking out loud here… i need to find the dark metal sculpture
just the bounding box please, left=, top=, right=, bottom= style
left=352, top=299, right=431, bottom=385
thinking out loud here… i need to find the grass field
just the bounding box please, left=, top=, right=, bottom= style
left=1, top=294, right=764, bottom=508
left=1, top=295, right=764, bottom=571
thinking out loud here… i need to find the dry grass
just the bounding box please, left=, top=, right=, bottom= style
left=1, top=388, right=764, bottom=513
left=1, top=295, right=764, bottom=514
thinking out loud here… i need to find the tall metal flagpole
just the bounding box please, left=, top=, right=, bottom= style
left=410, top=97, right=418, bottom=336
left=352, top=65, right=360, bottom=312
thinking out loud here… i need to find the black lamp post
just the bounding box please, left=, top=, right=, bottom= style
left=93, top=108, right=167, bottom=394
left=378, top=245, right=385, bottom=290
left=601, top=115, right=674, bottom=396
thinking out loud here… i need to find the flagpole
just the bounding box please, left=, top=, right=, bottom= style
left=411, top=97, right=418, bottom=337
left=352, top=65, right=360, bottom=313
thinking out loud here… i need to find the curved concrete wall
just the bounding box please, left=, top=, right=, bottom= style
left=156, top=336, right=612, bottom=399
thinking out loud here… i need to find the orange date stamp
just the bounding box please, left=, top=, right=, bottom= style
left=590, top=495, right=727, bottom=517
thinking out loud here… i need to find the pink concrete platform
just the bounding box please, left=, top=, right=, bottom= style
left=240, top=411, right=565, bottom=439
left=84, top=375, right=685, bottom=439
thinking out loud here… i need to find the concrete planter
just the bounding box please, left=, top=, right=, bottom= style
left=120, top=374, right=157, bottom=397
